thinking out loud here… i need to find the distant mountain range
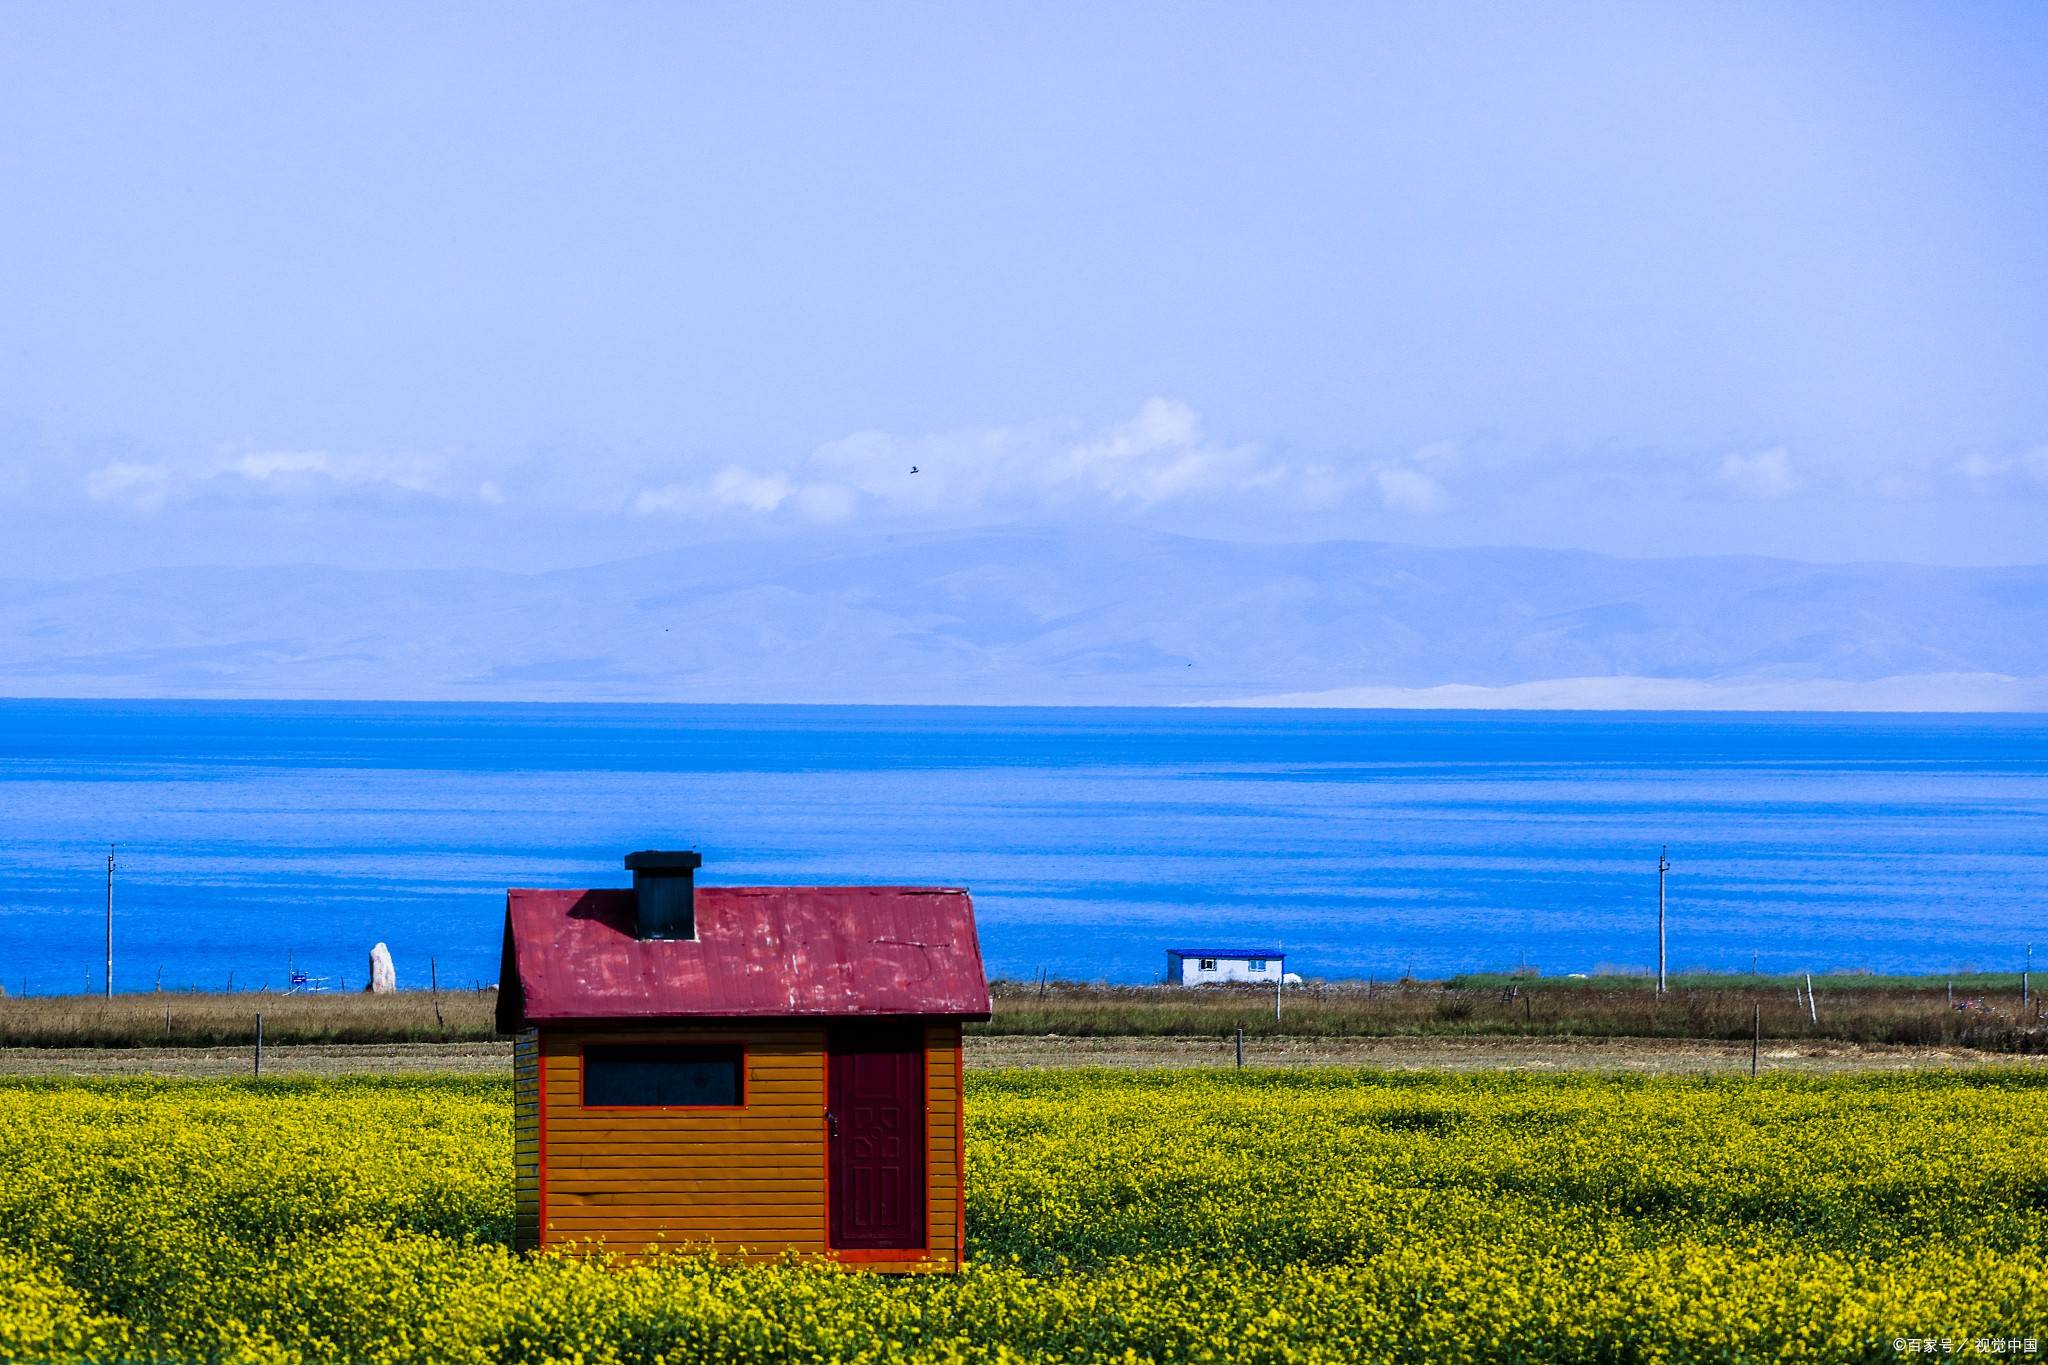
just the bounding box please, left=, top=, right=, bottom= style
left=1, top=528, right=2044, bottom=709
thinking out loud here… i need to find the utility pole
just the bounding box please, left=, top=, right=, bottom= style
left=1656, top=846, right=1669, bottom=995
left=104, top=844, right=116, bottom=1000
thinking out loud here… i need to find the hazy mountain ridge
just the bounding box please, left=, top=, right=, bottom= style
left=0, top=529, right=2043, bottom=708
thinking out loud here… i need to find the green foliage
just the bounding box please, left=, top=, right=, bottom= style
left=0, top=1070, right=2044, bottom=1361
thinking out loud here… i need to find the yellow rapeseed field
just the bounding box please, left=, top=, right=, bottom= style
left=0, top=1069, right=2043, bottom=1362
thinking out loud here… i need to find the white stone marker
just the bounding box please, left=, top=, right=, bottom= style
left=368, top=942, right=397, bottom=994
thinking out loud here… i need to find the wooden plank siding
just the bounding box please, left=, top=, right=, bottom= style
left=513, top=1029, right=541, bottom=1253
left=921, top=1021, right=962, bottom=1272
left=531, top=1021, right=965, bottom=1271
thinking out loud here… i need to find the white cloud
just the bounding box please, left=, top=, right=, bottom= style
left=789, top=481, right=860, bottom=522
left=82, top=449, right=472, bottom=511
left=236, top=451, right=334, bottom=481
left=1955, top=446, right=2048, bottom=494
left=1296, top=463, right=1354, bottom=509
left=1362, top=441, right=1458, bottom=513
left=633, top=468, right=810, bottom=518
left=1717, top=447, right=1800, bottom=499
left=75, top=408, right=1487, bottom=533
left=1052, top=398, right=1279, bottom=504
left=708, top=468, right=795, bottom=513
left=83, top=461, right=180, bottom=512
left=631, top=399, right=1304, bottom=523
left=809, top=398, right=1278, bottom=509
left=629, top=483, right=693, bottom=516
left=1374, top=466, right=1445, bottom=513
left=1408, top=440, right=1459, bottom=474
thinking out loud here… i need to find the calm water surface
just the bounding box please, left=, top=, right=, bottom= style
left=0, top=700, right=2042, bottom=992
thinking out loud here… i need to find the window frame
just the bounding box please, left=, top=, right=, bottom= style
left=1249, top=958, right=1267, bottom=972
left=1198, top=958, right=1218, bottom=972
left=578, top=1041, right=747, bottom=1111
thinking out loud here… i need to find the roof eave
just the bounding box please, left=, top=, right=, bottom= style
left=521, top=1008, right=994, bottom=1025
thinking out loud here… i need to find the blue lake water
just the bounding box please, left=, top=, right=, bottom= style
left=0, top=699, right=2044, bottom=994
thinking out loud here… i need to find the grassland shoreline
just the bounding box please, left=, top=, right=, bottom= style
left=2, top=1032, right=2041, bottom=1078
left=3, top=974, right=2041, bottom=1052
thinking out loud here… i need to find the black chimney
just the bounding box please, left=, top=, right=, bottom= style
left=624, top=850, right=702, bottom=940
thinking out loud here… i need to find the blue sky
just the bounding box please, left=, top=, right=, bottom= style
left=2, top=2, right=2044, bottom=575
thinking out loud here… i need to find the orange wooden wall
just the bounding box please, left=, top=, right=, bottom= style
left=512, top=1020, right=963, bottom=1271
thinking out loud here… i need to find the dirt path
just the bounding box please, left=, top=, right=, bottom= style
left=0, top=1034, right=2038, bottom=1078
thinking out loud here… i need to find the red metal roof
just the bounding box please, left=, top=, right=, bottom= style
left=498, top=885, right=992, bottom=1028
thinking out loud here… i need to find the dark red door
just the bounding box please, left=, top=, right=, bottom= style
left=827, top=1025, right=926, bottom=1250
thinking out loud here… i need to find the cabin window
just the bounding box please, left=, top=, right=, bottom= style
left=582, top=1044, right=743, bottom=1107
left=1199, top=958, right=1217, bottom=972
left=1249, top=959, right=1267, bottom=972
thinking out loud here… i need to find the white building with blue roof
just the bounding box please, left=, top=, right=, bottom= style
left=1165, top=947, right=1286, bottom=985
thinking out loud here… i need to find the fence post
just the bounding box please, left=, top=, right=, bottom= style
left=1804, top=974, right=1818, bottom=1026
left=1235, top=1026, right=1244, bottom=1070
left=1751, top=1003, right=1760, bottom=1078
left=254, top=1012, right=263, bottom=1079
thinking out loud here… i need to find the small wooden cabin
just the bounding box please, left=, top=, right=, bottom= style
left=497, top=850, right=991, bottom=1271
